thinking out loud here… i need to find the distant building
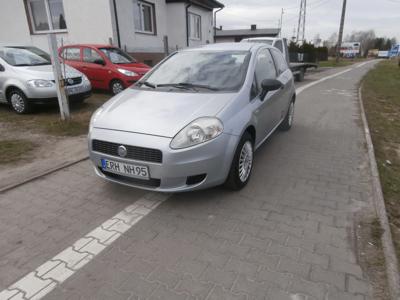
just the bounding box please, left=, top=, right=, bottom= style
left=339, top=42, right=362, bottom=58
left=215, top=25, right=280, bottom=43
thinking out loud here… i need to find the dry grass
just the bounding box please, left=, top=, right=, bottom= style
left=362, top=59, right=400, bottom=265
left=0, top=139, right=37, bottom=164
left=319, top=57, right=368, bottom=68
left=0, top=92, right=110, bottom=137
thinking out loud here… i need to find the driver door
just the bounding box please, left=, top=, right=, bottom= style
left=252, top=48, right=282, bottom=146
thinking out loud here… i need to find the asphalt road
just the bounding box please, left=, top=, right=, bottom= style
left=0, top=62, right=379, bottom=300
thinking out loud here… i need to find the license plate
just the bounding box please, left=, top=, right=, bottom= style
left=101, top=159, right=149, bottom=180
left=66, top=86, right=81, bottom=95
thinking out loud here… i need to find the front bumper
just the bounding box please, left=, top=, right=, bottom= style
left=88, top=128, right=239, bottom=192
left=25, top=81, right=92, bottom=101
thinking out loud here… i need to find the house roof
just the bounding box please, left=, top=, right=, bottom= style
left=166, top=0, right=224, bottom=10
left=215, top=28, right=280, bottom=38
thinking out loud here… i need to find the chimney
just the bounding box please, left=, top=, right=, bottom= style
left=219, top=25, right=222, bottom=30
left=251, top=24, right=257, bottom=31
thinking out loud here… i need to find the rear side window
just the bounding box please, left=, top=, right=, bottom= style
left=61, top=47, right=80, bottom=61
left=254, top=49, right=277, bottom=90
left=270, top=49, right=288, bottom=74
left=83, top=48, right=103, bottom=63
left=274, top=40, right=283, bottom=53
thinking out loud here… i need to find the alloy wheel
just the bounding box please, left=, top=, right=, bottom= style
left=112, top=81, right=124, bottom=94
left=238, top=141, right=253, bottom=183
left=10, top=93, right=25, bottom=113
left=288, top=102, right=295, bottom=126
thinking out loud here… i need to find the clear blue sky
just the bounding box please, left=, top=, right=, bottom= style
left=217, top=0, right=400, bottom=42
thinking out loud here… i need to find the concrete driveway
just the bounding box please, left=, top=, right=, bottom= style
left=0, top=61, right=381, bottom=300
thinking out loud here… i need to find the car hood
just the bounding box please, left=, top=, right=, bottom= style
left=94, top=88, right=235, bottom=138
left=16, top=64, right=83, bottom=80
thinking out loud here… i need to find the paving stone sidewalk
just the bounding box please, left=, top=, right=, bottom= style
left=0, top=63, right=379, bottom=300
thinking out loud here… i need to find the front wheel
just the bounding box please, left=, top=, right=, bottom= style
left=279, top=100, right=295, bottom=131
left=8, top=89, right=31, bottom=114
left=224, top=132, right=254, bottom=190
left=110, top=80, right=124, bottom=95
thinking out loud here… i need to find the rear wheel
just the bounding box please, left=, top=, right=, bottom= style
left=224, top=132, right=254, bottom=190
left=110, top=80, right=124, bottom=95
left=295, top=68, right=305, bottom=82
left=8, top=89, right=31, bottom=114
left=279, top=100, right=295, bottom=131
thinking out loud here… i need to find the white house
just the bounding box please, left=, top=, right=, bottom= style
left=0, top=0, right=224, bottom=65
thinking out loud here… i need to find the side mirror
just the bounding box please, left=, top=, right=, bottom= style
left=93, top=59, right=105, bottom=66
left=260, top=79, right=283, bottom=100
left=0, top=64, right=4, bottom=72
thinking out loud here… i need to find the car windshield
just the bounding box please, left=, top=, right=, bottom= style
left=0, top=46, right=51, bottom=66
left=138, top=50, right=251, bottom=92
left=99, top=48, right=136, bottom=64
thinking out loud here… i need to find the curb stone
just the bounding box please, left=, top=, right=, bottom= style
left=358, top=84, right=400, bottom=300
left=0, top=156, right=89, bottom=193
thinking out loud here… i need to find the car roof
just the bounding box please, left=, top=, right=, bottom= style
left=184, top=42, right=271, bottom=53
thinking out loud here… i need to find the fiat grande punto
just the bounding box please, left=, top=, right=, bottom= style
left=88, top=43, right=296, bottom=192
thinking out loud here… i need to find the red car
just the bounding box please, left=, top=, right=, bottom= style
left=59, top=44, right=150, bottom=94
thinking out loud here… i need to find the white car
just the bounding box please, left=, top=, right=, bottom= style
left=0, top=45, right=92, bottom=114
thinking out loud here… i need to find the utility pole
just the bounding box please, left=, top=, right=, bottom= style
left=279, top=8, right=284, bottom=37
left=296, top=0, right=307, bottom=44
left=336, top=0, right=347, bottom=63
left=48, top=34, right=70, bottom=120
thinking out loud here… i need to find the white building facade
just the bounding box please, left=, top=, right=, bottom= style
left=0, top=0, right=223, bottom=65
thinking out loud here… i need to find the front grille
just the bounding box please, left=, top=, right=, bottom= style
left=99, top=168, right=161, bottom=188
left=65, top=77, right=82, bottom=86
left=92, top=139, right=163, bottom=163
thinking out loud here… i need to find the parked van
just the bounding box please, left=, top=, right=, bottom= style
left=0, top=46, right=91, bottom=114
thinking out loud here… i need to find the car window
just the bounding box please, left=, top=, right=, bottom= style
left=139, top=50, right=251, bottom=92
left=83, top=48, right=104, bottom=64
left=99, top=48, right=135, bottom=64
left=270, top=49, right=288, bottom=74
left=274, top=40, right=283, bottom=53
left=254, top=49, right=277, bottom=90
left=0, top=47, right=51, bottom=66
left=61, top=47, right=80, bottom=61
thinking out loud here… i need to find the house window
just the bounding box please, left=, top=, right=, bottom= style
left=134, top=1, right=155, bottom=34
left=188, top=13, right=201, bottom=40
left=27, top=0, right=67, bottom=33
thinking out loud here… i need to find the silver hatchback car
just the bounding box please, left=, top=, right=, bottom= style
left=0, top=46, right=92, bottom=114
left=88, top=43, right=295, bottom=192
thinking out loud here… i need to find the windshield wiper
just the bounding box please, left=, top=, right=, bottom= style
left=175, top=83, right=220, bottom=91
left=156, top=83, right=219, bottom=91
left=13, top=64, right=31, bottom=66
left=141, top=81, right=156, bottom=89
left=32, top=62, right=51, bottom=66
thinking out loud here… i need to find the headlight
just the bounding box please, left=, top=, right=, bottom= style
left=27, top=79, right=53, bottom=88
left=82, top=74, right=90, bottom=83
left=117, top=68, right=137, bottom=77
left=170, top=117, right=223, bottom=149
left=89, top=107, right=104, bottom=131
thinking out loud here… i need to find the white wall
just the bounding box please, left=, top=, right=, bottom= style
left=116, top=0, right=168, bottom=54
left=0, top=0, right=115, bottom=51
left=187, top=5, right=213, bottom=48
left=166, top=3, right=186, bottom=52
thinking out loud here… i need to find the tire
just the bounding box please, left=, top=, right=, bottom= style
left=224, top=132, right=254, bottom=190
left=110, top=80, right=124, bottom=95
left=295, top=69, right=305, bottom=82
left=8, top=89, right=31, bottom=114
left=279, top=100, right=295, bottom=131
